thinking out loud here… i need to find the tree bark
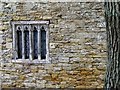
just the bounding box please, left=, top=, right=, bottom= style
left=104, top=2, right=120, bottom=89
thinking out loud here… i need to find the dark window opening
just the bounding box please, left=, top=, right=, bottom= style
left=24, top=28, right=29, bottom=59
left=33, top=26, right=38, bottom=59
left=41, top=27, right=46, bottom=59
left=17, top=30, right=22, bottom=59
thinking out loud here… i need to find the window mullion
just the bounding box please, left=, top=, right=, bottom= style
left=38, top=25, right=41, bottom=60
left=22, top=25, right=25, bottom=59
left=29, top=25, right=33, bottom=60
left=45, top=25, right=49, bottom=61
left=15, top=31, right=18, bottom=59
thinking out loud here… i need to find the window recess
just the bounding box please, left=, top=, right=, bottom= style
left=11, top=21, right=49, bottom=62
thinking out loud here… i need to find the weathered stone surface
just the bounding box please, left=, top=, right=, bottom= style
left=1, top=2, right=107, bottom=89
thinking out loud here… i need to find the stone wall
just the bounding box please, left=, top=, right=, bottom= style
left=0, top=2, right=107, bottom=88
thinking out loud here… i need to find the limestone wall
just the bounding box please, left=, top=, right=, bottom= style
left=0, top=2, right=107, bottom=88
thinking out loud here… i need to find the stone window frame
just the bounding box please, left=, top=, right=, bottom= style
left=11, top=21, right=50, bottom=64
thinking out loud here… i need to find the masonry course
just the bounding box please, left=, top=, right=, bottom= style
left=0, top=2, right=107, bottom=88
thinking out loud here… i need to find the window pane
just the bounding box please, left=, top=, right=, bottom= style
left=41, top=28, right=46, bottom=59
left=24, top=30, right=29, bottom=59
left=33, top=27, right=38, bottom=59
left=17, top=30, right=22, bottom=59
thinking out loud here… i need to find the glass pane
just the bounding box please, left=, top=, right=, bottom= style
left=41, top=28, right=46, bottom=59
left=17, top=31, right=22, bottom=59
left=24, top=30, right=29, bottom=59
left=33, top=27, right=38, bottom=59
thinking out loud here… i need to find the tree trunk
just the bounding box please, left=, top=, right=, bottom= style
left=104, top=2, right=120, bottom=89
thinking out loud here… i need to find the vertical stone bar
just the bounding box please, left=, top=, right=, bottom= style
left=38, top=25, right=41, bottom=60
left=45, top=25, right=49, bottom=61
left=22, top=25, right=25, bottom=59
left=12, top=24, right=16, bottom=60
left=15, top=35, right=18, bottom=59
left=15, top=26, right=20, bottom=59
left=29, top=25, right=33, bottom=60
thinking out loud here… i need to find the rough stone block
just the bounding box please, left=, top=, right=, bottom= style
left=43, top=16, right=52, bottom=19
left=6, top=43, right=12, bottom=49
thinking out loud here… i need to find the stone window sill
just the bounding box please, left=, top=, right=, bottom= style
left=11, top=59, right=50, bottom=64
